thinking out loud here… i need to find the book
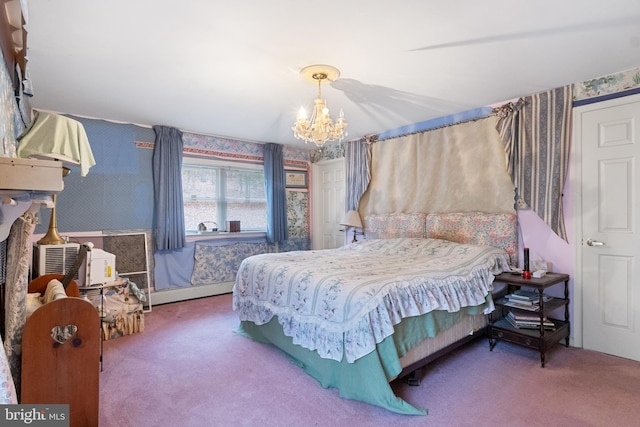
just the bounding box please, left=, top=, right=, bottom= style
left=506, top=293, right=536, bottom=302
left=505, top=296, right=536, bottom=306
left=505, top=312, right=556, bottom=330
left=510, top=311, right=549, bottom=322
left=513, top=289, right=553, bottom=302
left=501, top=299, right=540, bottom=311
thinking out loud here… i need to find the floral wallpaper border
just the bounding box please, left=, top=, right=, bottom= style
left=573, top=67, right=640, bottom=101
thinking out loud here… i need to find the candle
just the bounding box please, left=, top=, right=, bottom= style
left=523, top=247, right=531, bottom=279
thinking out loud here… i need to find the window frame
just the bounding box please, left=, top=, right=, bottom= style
left=182, top=156, right=267, bottom=234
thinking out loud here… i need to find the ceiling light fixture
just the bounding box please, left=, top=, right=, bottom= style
left=292, top=64, right=348, bottom=149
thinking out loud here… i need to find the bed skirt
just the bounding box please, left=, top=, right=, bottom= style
left=236, top=299, right=491, bottom=415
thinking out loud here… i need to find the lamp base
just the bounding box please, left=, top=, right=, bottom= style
left=37, top=193, right=66, bottom=245
left=37, top=228, right=66, bottom=245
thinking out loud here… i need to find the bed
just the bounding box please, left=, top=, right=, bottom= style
left=232, top=211, right=517, bottom=415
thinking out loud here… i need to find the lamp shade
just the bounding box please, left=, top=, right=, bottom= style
left=17, top=111, right=96, bottom=176
left=340, top=210, right=363, bottom=228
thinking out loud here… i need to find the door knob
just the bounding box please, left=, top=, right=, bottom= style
left=586, top=239, right=605, bottom=247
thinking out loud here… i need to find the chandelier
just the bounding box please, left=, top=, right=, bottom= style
left=292, top=65, right=348, bottom=149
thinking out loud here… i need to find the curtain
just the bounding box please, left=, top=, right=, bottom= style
left=3, top=210, right=37, bottom=398
left=264, top=143, right=288, bottom=244
left=495, top=98, right=525, bottom=182
left=152, top=126, right=186, bottom=251
left=496, top=86, right=573, bottom=241
left=345, top=140, right=372, bottom=212
left=358, top=117, right=515, bottom=219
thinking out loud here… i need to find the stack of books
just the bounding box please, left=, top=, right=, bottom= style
left=505, top=311, right=556, bottom=330
left=500, top=289, right=552, bottom=312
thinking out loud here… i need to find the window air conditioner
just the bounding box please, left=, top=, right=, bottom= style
left=34, top=242, right=80, bottom=280
left=35, top=243, right=116, bottom=286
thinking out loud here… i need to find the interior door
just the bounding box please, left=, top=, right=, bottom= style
left=579, top=94, right=640, bottom=362
left=311, top=158, right=345, bottom=250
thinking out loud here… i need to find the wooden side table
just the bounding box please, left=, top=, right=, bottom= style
left=489, top=272, right=570, bottom=367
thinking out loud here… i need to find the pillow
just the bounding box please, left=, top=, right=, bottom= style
left=426, top=211, right=518, bottom=265
left=364, top=213, right=427, bottom=239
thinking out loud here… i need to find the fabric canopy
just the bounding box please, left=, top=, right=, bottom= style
left=358, top=117, right=515, bottom=219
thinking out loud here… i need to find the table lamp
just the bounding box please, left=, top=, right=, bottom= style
left=340, top=210, right=364, bottom=243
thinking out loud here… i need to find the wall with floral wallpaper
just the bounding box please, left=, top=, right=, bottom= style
left=309, top=141, right=345, bottom=163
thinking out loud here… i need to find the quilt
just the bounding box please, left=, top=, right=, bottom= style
left=233, top=238, right=510, bottom=363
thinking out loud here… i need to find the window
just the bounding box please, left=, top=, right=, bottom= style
left=182, top=157, right=267, bottom=232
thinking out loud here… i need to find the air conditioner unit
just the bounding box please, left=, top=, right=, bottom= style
left=34, top=242, right=80, bottom=280
left=34, top=243, right=116, bottom=286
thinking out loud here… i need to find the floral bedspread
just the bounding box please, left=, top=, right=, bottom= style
left=233, top=238, right=510, bottom=363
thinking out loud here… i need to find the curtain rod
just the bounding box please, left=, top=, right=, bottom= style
left=369, top=106, right=496, bottom=143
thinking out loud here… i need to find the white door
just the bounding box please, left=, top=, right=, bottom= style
left=311, top=158, right=345, bottom=250
left=577, top=94, right=640, bottom=361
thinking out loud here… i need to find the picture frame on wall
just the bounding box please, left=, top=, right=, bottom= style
left=285, top=170, right=307, bottom=188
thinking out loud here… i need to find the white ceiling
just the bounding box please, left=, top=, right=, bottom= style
left=25, top=0, right=640, bottom=150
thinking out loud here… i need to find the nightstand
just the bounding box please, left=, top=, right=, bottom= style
left=489, top=272, right=570, bottom=367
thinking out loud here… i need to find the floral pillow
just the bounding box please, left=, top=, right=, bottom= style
left=426, top=212, right=518, bottom=266
left=364, top=213, right=427, bottom=240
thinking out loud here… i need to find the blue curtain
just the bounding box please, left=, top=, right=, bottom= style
left=345, top=140, right=372, bottom=211
left=263, top=143, right=288, bottom=244
left=152, top=126, right=186, bottom=250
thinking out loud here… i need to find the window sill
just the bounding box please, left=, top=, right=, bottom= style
left=185, top=231, right=267, bottom=243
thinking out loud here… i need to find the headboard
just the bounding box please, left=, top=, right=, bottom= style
left=364, top=211, right=517, bottom=266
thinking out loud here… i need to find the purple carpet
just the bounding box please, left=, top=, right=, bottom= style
left=99, top=293, right=640, bottom=426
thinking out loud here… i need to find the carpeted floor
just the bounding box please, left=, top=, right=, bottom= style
left=99, top=294, right=640, bottom=427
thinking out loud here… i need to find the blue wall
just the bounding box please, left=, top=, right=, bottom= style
left=36, top=117, right=156, bottom=234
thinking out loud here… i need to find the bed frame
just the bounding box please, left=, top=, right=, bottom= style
left=398, top=314, right=488, bottom=386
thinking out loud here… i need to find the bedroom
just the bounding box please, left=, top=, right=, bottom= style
left=1, top=0, right=640, bottom=425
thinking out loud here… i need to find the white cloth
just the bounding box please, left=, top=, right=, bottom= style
left=17, top=111, right=95, bottom=177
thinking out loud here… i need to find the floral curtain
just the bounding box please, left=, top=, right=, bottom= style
left=3, top=210, right=37, bottom=397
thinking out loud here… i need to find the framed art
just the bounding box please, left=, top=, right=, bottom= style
left=285, top=170, right=307, bottom=188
